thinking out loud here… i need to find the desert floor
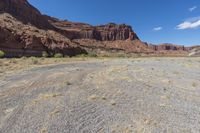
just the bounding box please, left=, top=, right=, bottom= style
left=0, top=57, right=200, bottom=133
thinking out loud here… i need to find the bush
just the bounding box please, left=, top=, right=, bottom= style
left=9, top=59, right=17, bottom=64
left=87, top=52, right=97, bottom=57
left=75, top=52, right=97, bottom=58
left=64, top=55, right=70, bottom=58
left=42, top=51, right=49, bottom=57
left=116, top=53, right=126, bottom=58
left=21, top=56, right=27, bottom=60
left=54, top=53, right=63, bottom=58
left=30, top=57, right=39, bottom=64
left=0, top=50, right=5, bottom=58
left=75, top=54, right=88, bottom=58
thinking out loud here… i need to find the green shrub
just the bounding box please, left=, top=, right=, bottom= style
left=75, top=54, right=88, bottom=58
left=87, top=52, right=97, bottom=57
left=64, top=55, right=70, bottom=58
left=30, top=57, right=39, bottom=64
left=21, top=56, right=27, bottom=60
left=75, top=52, right=97, bottom=58
left=42, top=51, right=49, bottom=57
left=116, top=53, right=126, bottom=58
left=32, top=60, right=39, bottom=64
left=0, top=50, right=5, bottom=58
left=54, top=53, right=63, bottom=58
left=9, top=59, right=17, bottom=64
left=100, top=54, right=110, bottom=57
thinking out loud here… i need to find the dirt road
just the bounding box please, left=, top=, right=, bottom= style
left=0, top=58, right=200, bottom=133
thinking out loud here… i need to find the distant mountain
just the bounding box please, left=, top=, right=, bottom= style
left=0, top=0, right=198, bottom=57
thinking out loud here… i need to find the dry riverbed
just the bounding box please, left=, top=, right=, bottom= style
left=0, top=57, right=200, bottom=133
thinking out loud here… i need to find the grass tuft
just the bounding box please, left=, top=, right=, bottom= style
left=54, top=53, right=63, bottom=58
left=40, top=127, right=47, bottom=133
left=88, top=94, right=98, bottom=100
left=49, top=109, right=60, bottom=117
left=39, top=93, right=62, bottom=99
left=110, top=100, right=116, bottom=106
left=192, top=82, right=198, bottom=87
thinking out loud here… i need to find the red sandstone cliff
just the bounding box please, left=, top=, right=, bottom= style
left=47, top=16, right=139, bottom=41
left=0, top=0, right=198, bottom=57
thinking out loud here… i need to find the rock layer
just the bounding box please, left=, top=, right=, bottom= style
left=0, top=0, right=54, bottom=29
left=0, top=13, right=86, bottom=57
left=147, top=43, right=186, bottom=51
left=189, top=46, right=200, bottom=56
left=0, top=0, right=198, bottom=57
left=47, top=17, right=139, bottom=41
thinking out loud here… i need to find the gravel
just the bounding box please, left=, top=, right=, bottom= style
left=0, top=57, right=200, bottom=133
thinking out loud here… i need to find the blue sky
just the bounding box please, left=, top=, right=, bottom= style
left=28, top=0, right=200, bottom=46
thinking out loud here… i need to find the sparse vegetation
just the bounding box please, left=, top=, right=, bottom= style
left=65, top=81, right=72, bottom=85
left=42, top=51, right=49, bottom=57
left=192, top=82, right=198, bottom=87
left=1, top=57, right=200, bottom=131
left=31, top=93, right=62, bottom=105
left=0, top=60, right=3, bottom=66
left=49, top=109, right=60, bottom=117
left=102, top=96, right=107, bottom=100
left=75, top=52, right=98, bottom=58
left=0, top=50, right=5, bottom=58
left=88, top=94, right=98, bottom=100
left=64, top=55, right=70, bottom=58
left=173, top=71, right=180, bottom=75
left=30, top=57, right=39, bottom=64
left=54, top=53, right=63, bottom=58
left=9, top=59, right=17, bottom=64
left=87, top=52, right=97, bottom=57
left=110, top=100, right=116, bottom=105
left=0, top=57, right=90, bottom=79
left=75, top=53, right=88, bottom=58
left=116, top=53, right=127, bottom=58
left=21, top=56, right=27, bottom=60
left=39, top=93, right=62, bottom=100
left=40, top=127, right=47, bottom=133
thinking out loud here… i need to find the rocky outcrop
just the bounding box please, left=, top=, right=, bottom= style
left=48, top=18, right=139, bottom=41
left=157, top=44, right=185, bottom=51
left=0, top=13, right=86, bottom=57
left=189, top=46, right=200, bottom=56
left=147, top=43, right=187, bottom=51
left=74, top=39, right=151, bottom=54
left=0, top=0, right=198, bottom=57
left=0, top=0, right=54, bottom=29
left=95, top=23, right=139, bottom=41
left=0, top=0, right=143, bottom=57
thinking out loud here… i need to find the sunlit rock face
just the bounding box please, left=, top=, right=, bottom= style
left=0, top=0, right=54, bottom=29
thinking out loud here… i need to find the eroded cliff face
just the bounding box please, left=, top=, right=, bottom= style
left=0, top=0, right=196, bottom=57
left=0, top=0, right=54, bottom=29
left=0, top=0, right=144, bottom=57
left=96, top=23, right=139, bottom=41
left=0, top=13, right=86, bottom=57
left=47, top=17, right=139, bottom=41
left=147, top=43, right=186, bottom=51
left=189, top=46, right=200, bottom=56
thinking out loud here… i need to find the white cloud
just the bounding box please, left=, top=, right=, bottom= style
left=186, top=16, right=200, bottom=22
left=189, top=6, right=197, bottom=12
left=153, top=27, right=162, bottom=31
left=176, top=19, right=200, bottom=30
